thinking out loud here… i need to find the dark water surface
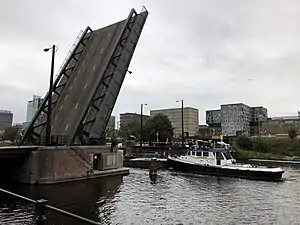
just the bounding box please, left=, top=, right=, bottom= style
left=0, top=167, right=300, bottom=225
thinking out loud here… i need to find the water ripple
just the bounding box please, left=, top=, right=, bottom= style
left=111, top=168, right=300, bottom=225
left=1, top=167, right=300, bottom=224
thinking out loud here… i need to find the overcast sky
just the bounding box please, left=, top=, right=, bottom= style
left=1, top=0, right=300, bottom=124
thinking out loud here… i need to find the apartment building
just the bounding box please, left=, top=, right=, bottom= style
left=150, top=107, right=199, bottom=138
left=0, top=110, right=13, bottom=132
left=206, top=103, right=268, bottom=137
left=120, top=113, right=150, bottom=127
left=198, top=125, right=222, bottom=138
left=26, top=95, right=43, bottom=122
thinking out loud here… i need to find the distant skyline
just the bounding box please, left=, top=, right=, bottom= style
left=1, top=0, right=300, bottom=124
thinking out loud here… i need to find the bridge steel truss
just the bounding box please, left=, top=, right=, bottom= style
left=20, top=27, right=93, bottom=145
left=71, top=8, right=148, bottom=145
left=20, top=8, right=148, bottom=146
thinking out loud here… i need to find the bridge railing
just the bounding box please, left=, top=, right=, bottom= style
left=0, top=188, right=101, bottom=225
left=54, top=29, right=84, bottom=80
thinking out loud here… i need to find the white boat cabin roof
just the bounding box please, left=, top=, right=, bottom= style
left=188, top=148, right=232, bottom=153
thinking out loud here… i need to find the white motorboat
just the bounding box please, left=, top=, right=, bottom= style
left=168, top=142, right=284, bottom=181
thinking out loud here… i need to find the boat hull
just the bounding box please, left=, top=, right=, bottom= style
left=168, top=157, right=284, bottom=182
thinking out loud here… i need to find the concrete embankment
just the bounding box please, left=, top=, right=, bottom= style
left=16, top=145, right=129, bottom=184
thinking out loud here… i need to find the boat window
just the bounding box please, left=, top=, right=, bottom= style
left=223, top=152, right=233, bottom=159
left=216, top=152, right=222, bottom=159
left=196, top=151, right=201, bottom=156
left=203, top=152, right=209, bottom=157
left=221, top=153, right=227, bottom=160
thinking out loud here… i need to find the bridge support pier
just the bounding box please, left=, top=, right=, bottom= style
left=17, top=146, right=129, bottom=184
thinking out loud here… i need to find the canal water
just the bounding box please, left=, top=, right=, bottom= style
left=0, top=167, right=300, bottom=225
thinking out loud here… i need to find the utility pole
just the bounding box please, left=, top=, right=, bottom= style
left=181, top=100, right=184, bottom=147
left=298, top=111, right=300, bottom=134
left=140, top=103, right=147, bottom=147
left=258, top=116, right=260, bottom=136
left=176, top=100, right=184, bottom=147
left=44, top=45, right=56, bottom=146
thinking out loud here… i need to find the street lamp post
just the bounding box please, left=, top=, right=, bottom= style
left=176, top=100, right=184, bottom=148
left=140, top=103, right=147, bottom=147
left=298, top=111, right=300, bottom=134
left=44, top=45, right=57, bottom=146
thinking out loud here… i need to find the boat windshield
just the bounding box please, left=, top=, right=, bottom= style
left=223, top=151, right=233, bottom=160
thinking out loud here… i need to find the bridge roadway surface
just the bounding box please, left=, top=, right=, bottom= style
left=51, top=20, right=127, bottom=138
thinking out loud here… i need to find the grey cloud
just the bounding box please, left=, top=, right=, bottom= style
left=1, top=0, right=300, bottom=123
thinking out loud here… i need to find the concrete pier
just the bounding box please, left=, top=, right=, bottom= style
left=16, top=145, right=129, bottom=184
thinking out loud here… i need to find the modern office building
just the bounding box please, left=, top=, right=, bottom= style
left=120, top=113, right=150, bottom=128
left=221, top=103, right=252, bottom=136
left=206, top=109, right=221, bottom=127
left=150, top=107, right=199, bottom=138
left=198, top=124, right=222, bottom=138
left=26, top=95, right=43, bottom=122
left=206, top=103, right=268, bottom=137
left=0, top=110, right=13, bottom=132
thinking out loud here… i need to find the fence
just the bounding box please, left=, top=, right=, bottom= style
left=0, top=188, right=101, bottom=225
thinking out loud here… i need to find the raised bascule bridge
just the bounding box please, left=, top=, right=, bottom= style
left=1, top=8, right=148, bottom=184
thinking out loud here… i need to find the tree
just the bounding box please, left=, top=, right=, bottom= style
left=235, top=135, right=252, bottom=150
left=288, top=128, right=298, bottom=140
left=144, top=113, right=173, bottom=142
left=3, top=126, right=21, bottom=142
left=117, top=121, right=140, bottom=140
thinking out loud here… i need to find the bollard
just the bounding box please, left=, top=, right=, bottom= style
left=35, top=199, right=48, bottom=225
left=149, top=158, right=158, bottom=182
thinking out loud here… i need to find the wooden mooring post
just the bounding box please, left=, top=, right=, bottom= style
left=149, top=158, right=158, bottom=182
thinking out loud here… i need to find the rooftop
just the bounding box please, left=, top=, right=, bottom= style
left=150, top=107, right=198, bottom=112
left=120, top=112, right=150, bottom=117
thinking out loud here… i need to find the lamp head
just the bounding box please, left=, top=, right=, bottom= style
left=43, top=48, right=50, bottom=52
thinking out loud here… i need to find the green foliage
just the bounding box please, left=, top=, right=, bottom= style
left=144, top=113, right=174, bottom=142
left=234, top=149, right=285, bottom=160
left=117, top=121, right=140, bottom=140
left=288, top=128, right=298, bottom=140
left=3, top=126, right=21, bottom=142
left=234, top=135, right=300, bottom=160
left=251, top=137, right=272, bottom=153
left=235, top=135, right=252, bottom=150
left=111, top=136, right=118, bottom=148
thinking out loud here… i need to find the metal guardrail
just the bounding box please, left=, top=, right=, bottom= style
left=54, top=29, right=84, bottom=80
left=0, top=188, right=101, bottom=225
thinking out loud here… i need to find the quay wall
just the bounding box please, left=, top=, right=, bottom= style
left=17, top=146, right=128, bottom=184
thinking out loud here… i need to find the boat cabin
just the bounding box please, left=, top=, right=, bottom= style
left=180, top=148, right=235, bottom=166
